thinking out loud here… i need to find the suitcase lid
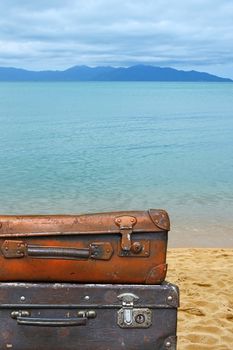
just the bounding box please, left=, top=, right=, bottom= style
left=0, top=282, right=179, bottom=309
left=0, top=209, right=170, bottom=238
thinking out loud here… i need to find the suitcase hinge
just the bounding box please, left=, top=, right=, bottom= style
left=115, top=215, right=137, bottom=251
left=117, top=293, right=152, bottom=328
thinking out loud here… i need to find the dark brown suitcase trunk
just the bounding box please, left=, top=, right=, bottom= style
left=0, top=209, right=169, bottom=284
left=0, top=282, right=179, bottom=350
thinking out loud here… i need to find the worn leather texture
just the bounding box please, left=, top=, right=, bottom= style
left=0, top=209, right=169, bottom=284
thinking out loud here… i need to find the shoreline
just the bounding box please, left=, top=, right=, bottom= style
left=169, top=224, right=233, bottom=248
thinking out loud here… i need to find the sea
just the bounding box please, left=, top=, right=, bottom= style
left=0, top=82, right=232, bottom=246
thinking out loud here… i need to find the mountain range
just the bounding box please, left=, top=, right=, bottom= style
left=0, top=65, right=231, bottom=82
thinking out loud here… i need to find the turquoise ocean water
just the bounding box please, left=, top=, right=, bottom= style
left=0, top=82, right=232, bottom=246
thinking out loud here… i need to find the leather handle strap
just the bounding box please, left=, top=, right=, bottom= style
left=1, top=240, right=113, bottom=260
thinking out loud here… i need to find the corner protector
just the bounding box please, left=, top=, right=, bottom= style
left=145, top=264, right=167, bottom=284
left=166, top=284, right=180, bottom=308
left=163, top=336, right=177, bottom=349
left=148, top=209, right=170, bottom=231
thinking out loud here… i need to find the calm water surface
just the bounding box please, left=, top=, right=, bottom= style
left=0, top=82, right=232, bottom=245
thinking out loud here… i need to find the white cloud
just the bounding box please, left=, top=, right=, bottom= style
left=0, top=0, right=232, bottom=77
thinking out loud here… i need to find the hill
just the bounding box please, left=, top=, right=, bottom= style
left=0, top=65, right=231, bottom=82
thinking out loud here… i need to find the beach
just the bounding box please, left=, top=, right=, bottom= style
left=0, top=1, right=232, bottom=349
left=167, top=248, right=233, bottom=349
left=0, top=82, right=232, bottom=349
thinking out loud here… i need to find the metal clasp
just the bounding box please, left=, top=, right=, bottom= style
left=118, top=293, right=138, bottom=326
left=117, top=293, right=152, bottom=329
left=115, top=216, right=137, bottom=251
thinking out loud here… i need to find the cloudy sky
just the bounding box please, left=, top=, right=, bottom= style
left=0, top=0, right=233, bottom=78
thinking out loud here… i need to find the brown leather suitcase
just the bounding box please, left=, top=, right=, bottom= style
left=0, top=209, right=170, bottom=284
left=0, top=282, right=179, bottom=350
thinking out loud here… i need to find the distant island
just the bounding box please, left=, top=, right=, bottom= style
left=0, top=65, right=232, bottom=82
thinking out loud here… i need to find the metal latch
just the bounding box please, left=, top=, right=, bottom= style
left=115, top=215, right=137, bottom=251
left=117, top=293, right=152, bottom=328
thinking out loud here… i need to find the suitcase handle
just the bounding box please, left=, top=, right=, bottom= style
left=16, top=316, right=88, bottom=327
left=11, top=310, right=97, bottom=327
left=27, top=245, right=90, bottom=259
left=2, top=240, right=113, bottom=260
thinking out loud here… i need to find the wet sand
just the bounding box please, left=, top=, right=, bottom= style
left=167, top=248, right=233, bottom=350
left=169, top=224, right=233, bottom=248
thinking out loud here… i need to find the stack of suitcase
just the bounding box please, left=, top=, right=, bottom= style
left=0, top=209, right=179, bottom=349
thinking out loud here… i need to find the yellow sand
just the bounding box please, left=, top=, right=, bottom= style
left=167, top=249, right=233, bottom=350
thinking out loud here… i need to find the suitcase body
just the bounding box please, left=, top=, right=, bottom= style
left=0, top=282, right=179, bottom=350
left=0, top=210, right=169, bottom=284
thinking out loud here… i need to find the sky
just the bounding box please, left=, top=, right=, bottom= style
left=0, top=0, right=233, bottom=78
